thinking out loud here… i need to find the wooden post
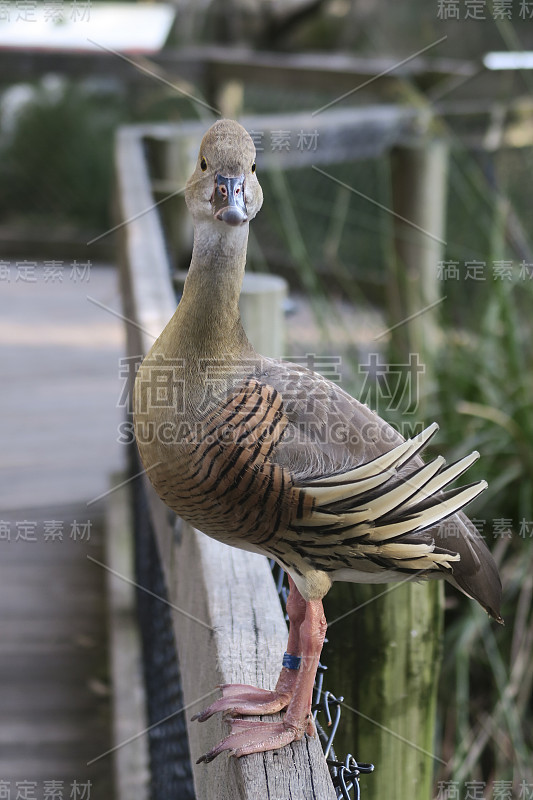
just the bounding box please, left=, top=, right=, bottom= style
left=324, top=581, right=444, bottom=800
left=216, top=79, right=245, bottom=119
left=388, top=139, right=449, bottom=375
left=161, top=132, right=197, bottom=268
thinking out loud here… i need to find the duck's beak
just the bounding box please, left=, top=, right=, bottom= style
left=212, top=173, right=248, bottom=226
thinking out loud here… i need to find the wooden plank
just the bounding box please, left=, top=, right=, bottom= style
left=115, top=126, right=176, bottom=348
left=117, top=117, right=337, bottom=798
left=0, top=263, right=121, bottom=793
left=196, top=44, right=476, bottom=82
left=0, top=45, right=474, bottom=93
left=0, top=265, right=124, bottom=510
left=0, top=509, right=113, bottom=791
left=199, top=45, right=475, bottom=102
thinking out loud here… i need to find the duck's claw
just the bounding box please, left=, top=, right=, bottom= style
left=191, top=683, right=291, bottom=722
left=196, top=718, right=306, bottom=763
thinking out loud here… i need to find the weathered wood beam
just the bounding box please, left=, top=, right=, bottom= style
left=324, top=581, right=444, bottom=800
left=0, top=45, right=474, bottom=94
left=142, top=106, right=423, bottom=178
left=388, top=138, right=449, bottom=376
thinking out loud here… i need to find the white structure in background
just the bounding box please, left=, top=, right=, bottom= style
left=484, top=52, right=533, bottom=70
left=0, top=2, right=176, bottom=53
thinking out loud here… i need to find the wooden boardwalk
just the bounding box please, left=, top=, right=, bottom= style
left=0, top=264, right=125, bottom=797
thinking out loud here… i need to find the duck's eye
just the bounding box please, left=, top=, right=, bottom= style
left=200, top=156, right=207, bottom=172
left=251, top=161, right=256, bottom=174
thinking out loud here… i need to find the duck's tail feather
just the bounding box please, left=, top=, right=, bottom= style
left=294, top=425, right=503, bottom=622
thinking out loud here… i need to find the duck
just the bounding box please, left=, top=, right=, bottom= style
left=133, top=118, right=503, bottom=764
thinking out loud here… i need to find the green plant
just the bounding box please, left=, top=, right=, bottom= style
left=0, top=79, right=126, bottom=228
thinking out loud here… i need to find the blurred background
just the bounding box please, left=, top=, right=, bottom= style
left=1, top=1, right=532, bottom=799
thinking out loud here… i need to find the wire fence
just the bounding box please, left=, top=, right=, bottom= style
left=130, top=447, right=374, bottom=800
left=132, top=467, right=195, bottom=800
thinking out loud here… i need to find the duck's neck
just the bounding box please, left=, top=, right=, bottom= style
left=167, top=219, right=253, bottom=361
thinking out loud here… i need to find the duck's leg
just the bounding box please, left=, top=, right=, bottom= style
left=196, top=593, right=327, bottom=762
left=193, top=576, right=306, bottom=723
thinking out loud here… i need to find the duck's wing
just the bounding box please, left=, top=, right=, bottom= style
left=258, top=358, right=503, bottom=621
left=257, top=358, right=395, bottom=477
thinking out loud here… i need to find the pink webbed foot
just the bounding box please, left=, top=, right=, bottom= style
left=196, top=715, right=315, bottom=763
left=191, top=683, right=292, bottom=723
left=194, top=583, right=327, bottom=763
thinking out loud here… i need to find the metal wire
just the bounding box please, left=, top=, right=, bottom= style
left=270, top=561, right=375, bottom=799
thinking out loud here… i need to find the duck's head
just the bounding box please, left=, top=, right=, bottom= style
left=185, top=119, right=263, bottom=228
